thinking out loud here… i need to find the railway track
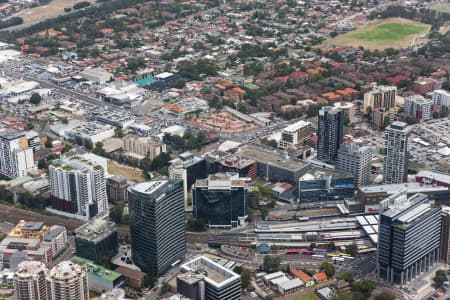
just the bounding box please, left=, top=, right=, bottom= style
left=0, top=204, right=83, bottom=231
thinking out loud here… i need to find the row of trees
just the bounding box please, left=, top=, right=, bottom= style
left=163, top=132, right=207, bottom=152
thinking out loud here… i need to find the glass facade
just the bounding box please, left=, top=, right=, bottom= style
left=378, top=195, right=441, bottom=285
left=75, top=230, right=118, bottom=264
left=128, top=180, right=185, bottom=276
left=299, top=176, right=355, bottom=203
left=193, top=187, right=247, bottom=226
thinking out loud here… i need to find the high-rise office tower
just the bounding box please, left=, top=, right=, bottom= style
left=317, top=106, right=344, bottom=164
left=0, top=130, right=34, bottom=179
left=47, top=261, right=88, bottom=300
left=377, top=193, right=441, bottom=286
left=383, top=121, right=410, bottom=184
left=441, top=207, right=450, bottom=265
left=14, top=261, right=49, bottom=300
left=337, top=143, right=372, bottom=187
left=128, top=180, right=186, bottom=276
left=49, top=156, right=108, bottom=219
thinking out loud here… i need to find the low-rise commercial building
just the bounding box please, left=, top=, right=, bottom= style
left=299, top=167, right=354, bottom=204
left=91, top=109, right=135, bottom=129
left=71, top=256, right=124, bottom=293
left=66, top=122, right=115, bottom=144
left=237, top=145, right=310, bottom=184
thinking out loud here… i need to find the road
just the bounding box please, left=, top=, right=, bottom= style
left=4, top=69, right=111, bottom=108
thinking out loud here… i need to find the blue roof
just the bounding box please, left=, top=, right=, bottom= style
left=135, top=77, right=158, bottom=86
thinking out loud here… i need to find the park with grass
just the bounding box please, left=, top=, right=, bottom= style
left=321, top=18, right=430, bottom=50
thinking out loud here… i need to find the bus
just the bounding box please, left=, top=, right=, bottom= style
left=332, top=257, right=345, bottom=264
left=312, top=254, right=325, bottom=260
left=285, top=249, right=300, bottom=255
left=326, top=253, right=341, bottom=258
left=341, top=256, right=354, bottom=260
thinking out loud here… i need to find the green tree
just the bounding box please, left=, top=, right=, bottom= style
left=260, top=207, right=268, bottom=220
left=38, top=158, right=47, bottom=169
left=114, top=127, right=124, bottom=138
left=345, top=241, right=358, bottom=257
left=109, top=205, right=123, bottom=224
left=186, top=218, right=207, bottom=232
left=45, top=139, right=53, bottom=148
left=337, top=271, right=353, bottom=283
left=351, top=279, right=376, bottom=299
left=29, top=93, right=42, bottom=105
left=160, top=282, right=170, bottom=295
left=62, top=144, right=72, bottom=153
left=240, top=268, right=252, bottom=288
left=320, top=261, right=335, bottom=277
left=144, top=265, right=157, bottom=287
left=374, top=291, right=395, bottom=300
left=309, top=242, right=316, bottom=250
left=263, top=255, right=281, bottom=272
left=433, top=269, right=447, bottom=287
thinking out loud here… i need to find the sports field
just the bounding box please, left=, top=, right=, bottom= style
left=432, top=3, right=450, bottom=13
left=13, top=0, right=95, bottom=24
left=321, top=18, right=430, bottom=50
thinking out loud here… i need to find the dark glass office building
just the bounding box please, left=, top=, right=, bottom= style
left=128, top=180, right=186, bottom=276
left=378, top=193, right=441, bottom=286
left=298, top=167, right=354, bottom=203
left=317, top=106, right=344, bottom=164
left=192, top=173, right=248, bottom=227
left=74, top=219, right=118, bottom=264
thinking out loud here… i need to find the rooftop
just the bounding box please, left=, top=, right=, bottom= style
left=194, top=172, right=249, bottom=188
left=300, top=166, right=352, bottom=181
left=22, top=221, right=44, bottom=231
left=130, top=180, right=166, bottom=196
left=181, top=256, right=240, bottom=288
left=74, top=219, right=116, bottom=243
left=283, top=120, right=311, bottom=133
left=358, top=182, right=448, bottom=194
left=43, top=226, right=66, bottom=242
left=238, top=145, right=308, bottom=171
left=416, top=170, right=450, bottom=184
left=71, top=256, right=121, bottom=282
left=0, top=129, right=25, bottom=141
